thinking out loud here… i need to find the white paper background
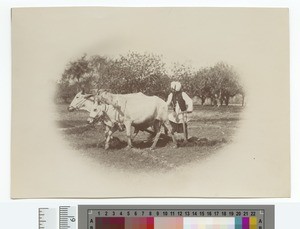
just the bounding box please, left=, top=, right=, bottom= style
left=1, top=0, right=300, bottom=228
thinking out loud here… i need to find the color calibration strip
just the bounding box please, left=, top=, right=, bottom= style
left=87, top=209, right=264, bottom=229
left=92, top=216, right=258, bottom=229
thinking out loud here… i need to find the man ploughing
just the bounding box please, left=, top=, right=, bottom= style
left=166, top=81, right=193, bottom=144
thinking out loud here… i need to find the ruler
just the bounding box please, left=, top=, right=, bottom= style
left=86, top=208, right=265, bottom=217
left=38, top=208, right=57, bottom=229
left=59, top=206, right=76, bottom=229
left=38, top=206, right=76, bottom=229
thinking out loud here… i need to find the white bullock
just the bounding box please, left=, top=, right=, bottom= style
left=87, top=101, right=125, bottom=149
left=95, top=90, right=174, bottom=150
left=69, top=91, right=146, bottom=149
left=68, top=90, right=94, bottom=112
left=68, top=90, right=122, bottom=147
left=88, top=92, right=157, bottom=150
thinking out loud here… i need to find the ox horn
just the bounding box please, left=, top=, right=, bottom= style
left=84, top=94, right=93, bottom=99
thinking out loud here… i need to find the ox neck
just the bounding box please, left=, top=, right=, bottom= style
left=79, top=98, right=94, bottom=112
left=98, top=92, right=126, bottom=116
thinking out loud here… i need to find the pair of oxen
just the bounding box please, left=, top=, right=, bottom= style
left=68, top=90, right=184, bottom=150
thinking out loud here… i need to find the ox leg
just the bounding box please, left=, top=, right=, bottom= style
left=104, top=129, right=113, bottom=150
left=132, top=127, right=139, bottom=140
left=124, top=121, right=133, bottom=149
left=162, top=123, right=169, bottom=136
left=150, top=121, right=161, bottom=150
left=184, top=123, right=188, bottom=143
left=146, top=129, right=156, bottom=142
left=170, top=126, right=178, bottom=148
left=97, top=126, right=109, bottom=148
left=97, top=133, right=104, bottom=148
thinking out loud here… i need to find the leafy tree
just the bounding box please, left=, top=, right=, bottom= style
left=61, top=54, right=92, bottom=90
left=192, top=67, right=214, bottom=105
left=56, top=52, right=244, bottom=106
left=55, top=77, right=78, bottom=103
left=106, top=52, right=168, bottom=98
left=170, top=63, right=195, bottom=97
left=189, top=62, right=243, bottom=106
left=210, top=62, right=241, bottom=105
left=88, top=55, right=114, bottom=89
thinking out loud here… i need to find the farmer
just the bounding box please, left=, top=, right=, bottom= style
left=166, top=81, right=193, bottom=142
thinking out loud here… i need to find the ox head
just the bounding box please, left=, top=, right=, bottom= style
left=95, top=89, right=113, bottom=104
left=68, top=90, right=93, bottom=112
left=87, top=101, right=106, bottom=124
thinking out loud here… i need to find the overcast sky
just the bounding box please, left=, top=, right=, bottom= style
left=12, top=7, right=288, bottom=86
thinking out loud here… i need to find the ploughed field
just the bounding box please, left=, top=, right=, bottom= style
left=56, top=104, right=244, bottom=171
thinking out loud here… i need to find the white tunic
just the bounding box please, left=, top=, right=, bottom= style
left=166, top=92, right=193, bottom=124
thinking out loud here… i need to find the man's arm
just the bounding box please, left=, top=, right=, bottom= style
left=182, top=92, right=193, bottom=113
left=166, top=93, right=173, bottom=106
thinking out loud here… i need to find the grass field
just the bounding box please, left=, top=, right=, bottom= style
left=55, top=104, right=244, bottom=172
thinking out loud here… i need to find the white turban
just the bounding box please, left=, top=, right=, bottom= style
left=175, top=82, right=182, bottom=91
left=170, top=81, right=177, bottom=90
left=171, top=81, right=182, bottom=91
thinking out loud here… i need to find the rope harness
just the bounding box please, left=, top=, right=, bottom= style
left=73, top=97, right=94, bottom=110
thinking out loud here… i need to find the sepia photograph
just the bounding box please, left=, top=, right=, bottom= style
left=11, top=7, right=290, bottom=198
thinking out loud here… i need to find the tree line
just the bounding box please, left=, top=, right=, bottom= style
left=56, top=52, right=245, bottom=106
